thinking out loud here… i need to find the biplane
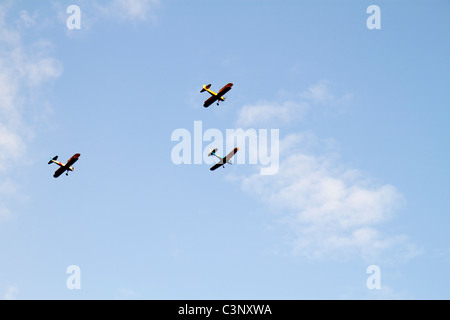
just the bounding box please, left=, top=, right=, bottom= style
left=200, top=83, right=233, bottom=107
left=48, top=153, right=80, bottom=178
left=208, top=147, right=239, bottom=171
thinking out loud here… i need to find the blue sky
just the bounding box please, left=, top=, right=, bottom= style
left=0, top=0, right=449, bottom=299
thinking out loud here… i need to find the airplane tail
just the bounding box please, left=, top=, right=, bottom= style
left=208, top=148, right=218, bottom=156
left=48, top=155, right=58, bottom=164
left=200, top=84, right=211, bottom=93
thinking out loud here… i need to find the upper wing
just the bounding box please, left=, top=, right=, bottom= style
left=217, top=83, right=233, bottom=97
left=210, top=160, right=224, bottom=171
left=224, top=147, right=239, bottom=162
left=53, top=166, right=66, bottom=178
left=65, top=153, right=80, bottom=167
left=203, top=95, right=218, bottom=108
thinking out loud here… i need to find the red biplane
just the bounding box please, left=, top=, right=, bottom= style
left=48, top=153, right=80, bottom=178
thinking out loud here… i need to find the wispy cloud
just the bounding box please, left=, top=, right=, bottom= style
left=340, top=284, right=411, bottom=300
left=0, top=205, right=12, bottom=223
left=18, top=10, right=37, bottom=28
left=102, top=0, right=160, bottom=22
left=0, top=4, right=62, bottom=219
left=236, top=80, right=352, bottom=128
left=3, top=285, right=19, bottom=300
left=55, top=0, right=161, bottom=34
left=241, top=133, right=419, bottom=261
left=301, top=81, right=335, bottom=104
left=234, top=83, right=419, bottom=262
left=242, top=132, right=411, bottom=258
left=0, top=6, right=62, bottom=168
left=115, top=287, right=140, bottom=299
left=301, top=80, right=353, bottom=113
left=236, top=100, right=309, bottom=127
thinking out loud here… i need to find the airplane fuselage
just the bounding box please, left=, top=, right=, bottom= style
left=211, top=152, right=232, bottom=164
left=50, top=160, right=74, bottom=171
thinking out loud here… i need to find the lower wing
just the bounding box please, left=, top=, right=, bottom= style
left=53, top=166, right=66, bottom=178
left=210, top=160, right=225, bottom=171
left=203, top=95, right=218, bottom=108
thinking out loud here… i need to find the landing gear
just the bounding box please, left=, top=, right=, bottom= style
left=66, top=171, right=69, bottom=176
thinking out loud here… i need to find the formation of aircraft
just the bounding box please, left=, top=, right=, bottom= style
left=208, top=147, right=239, bottom=171
left=200, top=82, right=239, bottom=171
left=48, top=82, right=237, bottom=177
left=48, top=153, right=80, bottom=178
left=200, top=83, right=233, bottom=108
left=200, top=82, right=239, bottom=170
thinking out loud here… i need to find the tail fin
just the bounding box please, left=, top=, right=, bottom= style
left=200, top=84, right=211, bottom=93
left=208, top=148, right=218, bottom=156
left=48, top=155, right=58, bottom=165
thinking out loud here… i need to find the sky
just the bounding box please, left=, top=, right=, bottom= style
left=0, top=0, right=449, bottom=300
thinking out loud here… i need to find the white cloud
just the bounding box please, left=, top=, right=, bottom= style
left=340, top=284, right=410, bottom=300
left=115, top=288, right=139, bottom=299
left=235, top=80, right=352, bottom=128
left=19, top=10, right=37, bottom=28
left=0, top=123, right=26, bottom=168
left=0, top=6, right=20, bottom=45
left=301, top=80, right=353, bottom=112
left=239, top=131, right=419, bottom=262
left=301, top=81, right=335, bottom=104
left=0, top=179, right=17, bottom=196
left=23, top=57, right=62, bottom=87
left=53, top=0, right=160, bottom=36
left=113, top=0, right=159, bottom=21
left=0, top=5, right=62, bottom=221
left=0, top=6, right=62, bottom=165
left=0, top=205, right=12, bottom=223
left=96, top=0, right=160, bottom=23
left=233, top=83, right=420, bottom=262
left=0, top=72, right=20, bottom=121
left=236, top=100, right=309, bottom=127
left=3, top=285, right=19, bottom=300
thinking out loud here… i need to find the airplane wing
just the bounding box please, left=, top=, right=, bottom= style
left=217, top=83, right=233, bottom=97
left=53, top=166, right=66, bottom=178
left=210, top=148, right=238, bottom=171
left=210, top=160, right=225, bottom=171
left=65, top=153, right=80, bottom=167
left=224, top=147, right=239, bottom=162
left=203, top=95, right=218, bottom=108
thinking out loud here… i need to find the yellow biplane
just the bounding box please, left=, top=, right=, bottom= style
left=200, top=83, right=233, bottom=107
